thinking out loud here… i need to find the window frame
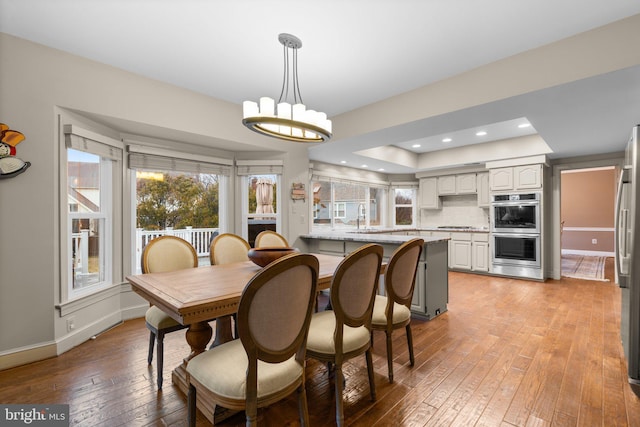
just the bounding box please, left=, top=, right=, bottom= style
left=60, top=125, right=124, bottom=304
left=392, top=185, right=417, bottom=228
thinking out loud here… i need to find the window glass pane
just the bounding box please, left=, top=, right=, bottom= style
left=369, top=187, right=384, bottom=227
left=333, top=182, right=366, bottom=230
left=71, top=218, right=104, bottom=289
left=246, top=174, right=278, bottom=247
left=67, top=148, right=110, bottom=292
left=312, top=179, right=332, bottom=229
left=394, top=188, right=415, bottom=226
left=135, top=170, right=221, bottom=270
left=68, top=149, right=100, bottom=213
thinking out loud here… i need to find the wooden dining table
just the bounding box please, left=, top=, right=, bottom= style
left=126, top=251, right=385, bottom=417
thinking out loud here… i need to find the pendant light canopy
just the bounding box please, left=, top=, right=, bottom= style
left=242, top=33, right=332, bottom=143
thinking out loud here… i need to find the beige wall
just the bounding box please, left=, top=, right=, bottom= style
left=0, top=33, right=310, bottom=368
left=560, top=168, right=616, bottom=253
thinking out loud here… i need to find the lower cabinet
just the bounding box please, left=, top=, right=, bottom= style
left=472, top=233, right=490, bottom=272
left=449, top=232, right=490, bottom=272
left=450, top=233, right=472, bottom=270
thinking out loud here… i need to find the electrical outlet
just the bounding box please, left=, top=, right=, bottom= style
left=67, top=317, right=75, bottom=332
left=592, top=238, right=598, bottom=245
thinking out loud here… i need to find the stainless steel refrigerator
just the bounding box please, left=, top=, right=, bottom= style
left=616, top=124, right=640, bottom=387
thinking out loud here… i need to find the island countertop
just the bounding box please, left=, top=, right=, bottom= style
left=300, top=232, right=450, bottom=245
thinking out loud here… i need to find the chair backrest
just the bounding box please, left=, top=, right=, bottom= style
left=330, top=243, right=383, bottom=330
left=141, top=235, right=198, bottom=274
left=385, top=238, right=424, bottom=309
left=254, top=230, right=289, bottom=248
left=238, top=253, right=319, bottom=367
left=209, top=233, right=251, bottom=265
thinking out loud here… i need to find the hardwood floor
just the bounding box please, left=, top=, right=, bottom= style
left=1, top=258, right=639, bottom=426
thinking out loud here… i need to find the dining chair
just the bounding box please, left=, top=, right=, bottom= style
left=141, top=235, right=198, bottom=389
left=305, top=243, right=383, bottom=426
left=209, top=233, right=251, bottom=343
left=254, top=230, right=289, bottom=247
left=187, top=253, right=319, bottom=427
left=371, top=238, right=424, bottom=383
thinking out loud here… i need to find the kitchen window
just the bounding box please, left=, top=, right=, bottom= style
left=311, top=175, right=388, bottom=231
left=392, top=186, right=417, bottom=227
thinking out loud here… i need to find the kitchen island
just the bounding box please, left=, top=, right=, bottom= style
left=300, top=232, right=449, bottom=320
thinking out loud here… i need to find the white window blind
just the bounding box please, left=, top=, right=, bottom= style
left=64, top=125, right=123, bottom=161
left=236, top=160, right=283, bottom=175
left=128, top=145, right=232, bottom=176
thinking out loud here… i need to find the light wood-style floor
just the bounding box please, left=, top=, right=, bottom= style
left=1, top=259, right=639, bottom=426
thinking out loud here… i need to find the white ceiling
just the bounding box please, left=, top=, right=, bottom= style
left=1, top=0, right=640, bottom=174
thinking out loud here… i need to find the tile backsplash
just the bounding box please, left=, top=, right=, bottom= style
left=420, top=194, right=489, bottom=228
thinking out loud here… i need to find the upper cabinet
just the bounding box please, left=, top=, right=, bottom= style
left=489, top=164, right=542, bottom=191
left=419, top=177, right=441, bottom=209
left=438, top=173, right=476, bottom=195
left=456, top=173, right=477, bottom=194
left=477, top=172, right=490, bottom=207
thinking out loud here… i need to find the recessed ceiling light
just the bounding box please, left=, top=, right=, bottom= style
left=476, top=131, right=487, bottom=136
left=340, top=160, right=347, bottom=164
left=361, top=164, right=368, bottom=168
left=378, top=168, right=385, bottom=171
left=412, top=144, right=421, bottom=148
left=518, top=123, right=531, bottom=128
left=442, top=137, right=452, bottom=143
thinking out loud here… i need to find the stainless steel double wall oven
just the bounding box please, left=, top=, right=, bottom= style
left=490, top=192, right=542, bottom=280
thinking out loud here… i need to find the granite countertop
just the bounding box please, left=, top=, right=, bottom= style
left=337, top=226, right=490, bottom=234
left=300, top=232, right=450, bottom=245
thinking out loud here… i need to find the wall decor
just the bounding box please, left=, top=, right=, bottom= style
left=291, top=182, right=306, bottom=201
left=0, top=123, right=30, bottom=179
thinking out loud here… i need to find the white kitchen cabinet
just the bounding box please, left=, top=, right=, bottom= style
left=489, top=168, right=514, bottom=191
left=471, top=233, right=490, bottom=272
left=477, top=172, right=490, bottom=207
left=437, top=173, right=476, bottom=195
left=419, top=177, right=441, bottom=209
left=450, top=233, right=472, bottom=270
left=489, top=164, right=542, bottom=191
left=456, top=173, right=477, bottom=194
left=437, top=175, right=456, bottom=195
left=514, top=164, right=542, bottom=189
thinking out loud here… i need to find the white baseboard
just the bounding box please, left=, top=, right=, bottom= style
left=0, top=307, right=148, bottom=372
left=561, top=249, right=614, bottom=257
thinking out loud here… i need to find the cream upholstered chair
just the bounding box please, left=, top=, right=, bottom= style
left=209, top=233, right=251, bottom=342
left=371, top=238, right=424, bottom=383
left=142, top=235, right=198, bottom=389
left=305, top=243, right=383, bottom=426
left=187, top=253, right=319, bottom=426
left=209, top=233, right=251, bottom=265
left=254, top=230, right=289, bottom=248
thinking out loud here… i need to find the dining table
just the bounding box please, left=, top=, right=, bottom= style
left=126, top=251, right=386, bottom=422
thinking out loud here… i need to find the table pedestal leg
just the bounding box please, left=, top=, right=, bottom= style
left=212, top=315, right=234, bottom=347
left=172, top=321, right=212, bottom=394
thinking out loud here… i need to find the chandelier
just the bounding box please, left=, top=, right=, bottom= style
left=242, top=33, right=332, bottom=143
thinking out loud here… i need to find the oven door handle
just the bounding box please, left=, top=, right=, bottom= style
left=491, top=201, right=539, bottom=207
left=492, top=233, right=539, bottom=238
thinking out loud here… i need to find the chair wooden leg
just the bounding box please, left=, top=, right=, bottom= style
left=147, top=330, right=155, bottom=365
left=366, top=348, right=376, bottom=401
left=406, top=324, right=415, bottom=366
left=187, top=384, right=197, bottom=427
left=297, top=383, right=310, bottom=426
left=334, top=365, right=345, bottom=427
left=385, top=330, right=394, bottom=383
left=156, top=332, right=164, bottom=389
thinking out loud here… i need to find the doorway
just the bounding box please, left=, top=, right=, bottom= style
left=553, top=163, right=620, bottom=280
